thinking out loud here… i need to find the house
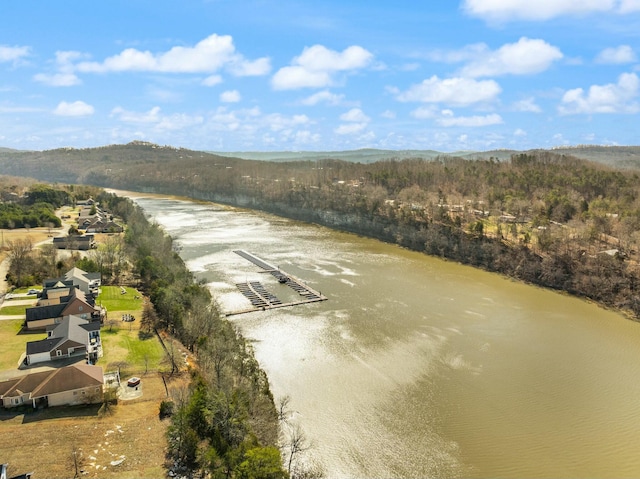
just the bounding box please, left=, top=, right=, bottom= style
left=53, top=234, right=95, bottom=250
left=76, top=197, right=95, bottom=207
left=38, top=281, right=77, bottom=306
left=25, top=315, right=102, bottom=365
left=25, top=287, right=97, bottom=330
left=64, top=266, right=101, bottom=294
left=0, top=363, right=104, bottom=409
left=85, top=219, right=124, bottom=233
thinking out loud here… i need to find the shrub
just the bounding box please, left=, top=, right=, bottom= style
left=159, top=399, right=174, bottom=419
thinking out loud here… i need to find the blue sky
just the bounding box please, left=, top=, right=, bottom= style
left=1, top=0, right=640, bottom=152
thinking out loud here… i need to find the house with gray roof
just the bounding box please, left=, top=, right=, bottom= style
left=52, top=234, right=95, bottom=250
left=25, top=315, right=102, bottom=365
left=25, top=287, right=97, bottom=330
left=64, top=266, right=101, bottom=294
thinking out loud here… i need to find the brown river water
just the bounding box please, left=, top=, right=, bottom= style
left=129, top=193, right=640, bottom=478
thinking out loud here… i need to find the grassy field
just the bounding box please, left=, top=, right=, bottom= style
left=0, top=319, right=45, bottom=370
left=0, top=211, right=188, bottom=478
left=0, top=304, right=29, bottom=315
left=100, top=323, right=168, bottom=378
left=0, top=227, right=56, bottom=262
left=98, top=285, right=144, bottom=317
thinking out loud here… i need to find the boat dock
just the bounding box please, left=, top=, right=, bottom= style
left=226, top=250, right=327, bottom=316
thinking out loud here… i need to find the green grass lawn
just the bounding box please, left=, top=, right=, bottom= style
left=9, top=286, right=40, bottom=294
left=97, top=285, right=143, bottom=314
left=97, top=285, right=168, bottom=376
left=0, top=319, right=45, bottom=370
left=100, top=326, right=168, bottom=377
left=0, top=304, right=28, bottom=316
left=0, top=283, right=169, bottom=377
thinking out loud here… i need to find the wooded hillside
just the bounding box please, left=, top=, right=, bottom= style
left=2, top=142, right=640, bottom=319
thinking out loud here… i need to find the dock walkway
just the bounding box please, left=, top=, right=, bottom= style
left=227, top=250, right=327, bottom=316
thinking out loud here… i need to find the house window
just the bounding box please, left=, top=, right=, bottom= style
left=56, top=350, right=62, bottom=357
left=79, top=305, right=83, bottom=311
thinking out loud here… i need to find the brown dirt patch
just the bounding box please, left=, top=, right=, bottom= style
left=0, top=228, right=53, bottom=262
left=0, top=372, right=190, bottom=479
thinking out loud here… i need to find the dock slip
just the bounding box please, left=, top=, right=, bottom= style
left=226, top=250, right=327, bottom=316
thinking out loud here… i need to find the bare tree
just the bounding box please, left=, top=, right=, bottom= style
left=278, top=394, right=291, bottom=423
left=7, top=237, right=33, bottom=285
left=284, top=423, right=312, bottom=475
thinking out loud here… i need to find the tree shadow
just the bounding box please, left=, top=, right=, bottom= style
left=138, top=330, right=154, bottom=340
left=0, top=403, right=101, bottom=424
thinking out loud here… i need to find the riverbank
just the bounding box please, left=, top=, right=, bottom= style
left=112, top=187, right=640, bottom=325
left=133, top=193, right=640, bottom=478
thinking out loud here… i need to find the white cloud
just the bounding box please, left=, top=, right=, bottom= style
left=396, top=76, right=501, bottom=106
left=596, top=45, right=637, bottom=64
left=293, top=130, right=321, bottom=145
left=335, top=108, right=370, bottom=135
left=53, top=101, right=94, bottom=117
left=300, top=90, right=345, bottom=106
left=618, top=0, right=640, bottom=12
left=512, top=97, right=542, bottom=112
left=220, top=90, right=241, bottom=103
left=335, top=123, right=367, bottom=135
left=271, top=67, right=331, bottom=90
left=340, top=108, right=370, bottom=123
left=202, top=75, right=223, bottom=86
left=111, top=106, right=162, bottom=123
left=272, top=44, right=373, bottom=90
left=463, top=0, right=617, bottom=21
left=155, top=113, right=205, bottom=131
left=296, top=45, right=373, bottom=71
left=264, top=113, right=310, bottom=132
left=110, top=106, right=203, bottom=130
left=34, top=51, right=87, bottom=87
left=410, top=106, right=438, bottom=119
left=75, top=34, right=269, bottom=76
left=559, top=72, right=640, bottom=114
left=0, top=45, right=30, bottom=63
left=432, top=110, right=503, bottom=127
left=381, top=110, right=396, bottom=119
left=514, top=128, right=527, bottom=137
left=227, top=57, right=271, bottom=76
left=460, top=38, right=562, bottom=77
left=34, top=72, right=81, bottom=86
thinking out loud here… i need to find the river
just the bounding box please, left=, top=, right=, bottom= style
left=129, top=193, right=640, bottom=478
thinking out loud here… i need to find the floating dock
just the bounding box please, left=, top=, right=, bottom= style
left=226, top=250, right=327, bottom=316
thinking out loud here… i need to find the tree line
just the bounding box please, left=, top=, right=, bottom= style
left=98, top=192, right=292, bottom=478
left=81, top=149, right=640, bottom=320
left=3, top=145, right=640, bottom=318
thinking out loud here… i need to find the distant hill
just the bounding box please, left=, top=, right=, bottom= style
left=0, top=142, right=639, bottom=188
left=214, top=148, right=476, bottom=163
left=213, top=146, right=640, bottom=168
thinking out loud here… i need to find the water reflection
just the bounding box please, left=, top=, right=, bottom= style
left=132, top=194, right=640, bottom=478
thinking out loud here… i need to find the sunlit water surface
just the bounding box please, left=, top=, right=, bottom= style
left=130, top=194, right=640, bottom=478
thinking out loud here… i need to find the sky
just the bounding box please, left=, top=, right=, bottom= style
left=1, top=0, right=640, bottom=153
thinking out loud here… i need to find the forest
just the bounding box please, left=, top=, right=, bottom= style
left=95, top=191, right=291, bottom=478
left=1, top=143, right=640, bottom=320
left=1, top=183, right=291, bottom=478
